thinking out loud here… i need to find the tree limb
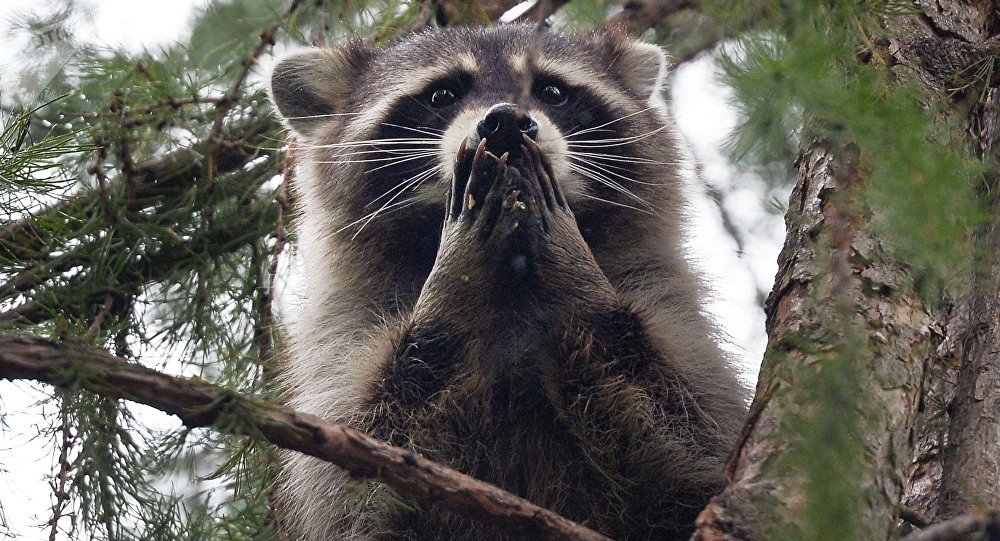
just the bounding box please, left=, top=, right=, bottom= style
left=0, top=116, right=276, bottom=256
left=0, top=334, right=614, bottom=541
left=897, top=510, right=1000, bottom=541
left=607, top=0, right=691, bottom=34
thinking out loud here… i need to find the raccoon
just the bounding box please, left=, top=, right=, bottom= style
left=268, top=24, right=748, bottom=541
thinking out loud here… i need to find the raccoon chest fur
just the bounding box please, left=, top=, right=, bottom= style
left=268, top=24, right=748, bottom=541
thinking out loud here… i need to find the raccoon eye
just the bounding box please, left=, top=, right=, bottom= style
left=537, top=84, right=568, bottom=106
left=429, top=88, right=457, bottom=108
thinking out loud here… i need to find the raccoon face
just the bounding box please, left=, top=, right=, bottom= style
left=268, top=25, right=676, bottom=238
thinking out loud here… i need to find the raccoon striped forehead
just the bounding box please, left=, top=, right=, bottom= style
left=332, top=25, right=668, bottom=138
left=338, top=52, right=479, bottom=144
left=509, top=54, right=635, bottom=113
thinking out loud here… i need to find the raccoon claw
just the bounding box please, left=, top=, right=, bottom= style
left=449, top=137, right=474, bottom=221
left=449, top=137, right=506, bottom=224
left=522, top=135, right=567, bottom=211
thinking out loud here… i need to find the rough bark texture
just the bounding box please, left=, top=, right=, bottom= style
left=694, top=144, right=949, bottom=540
left=694, top=1, right=1000, bottom=539
left=886, top=0, right=1000, bottom=524
left=938, top=95, right=1000, bottom=519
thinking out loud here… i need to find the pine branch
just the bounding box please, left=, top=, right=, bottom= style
left=607, top=0, right=692, bottom=33
left=0, top=334, right=614, bottom=541
left=0, top=196, right=277, bottom=324
left=207, top=0, right=302, bottom=156
left=0, top=116, right=276, bottom=256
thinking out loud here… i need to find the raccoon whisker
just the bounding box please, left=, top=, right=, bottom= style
left=565, top=125, right=668, bottom=147
left=413, top=164, right=445, bottom=190
left=292, top=142, right=440, bottom=153
left=568, top=163, right=646, bottom=205
left=404, top=95, right=452, bottom=124
left=332, top=147, right=442, bottom=158
left=342, top=197, right=422, bottom=238
left=368, top=165, right=443, bottom=207
left=568, top=155, right=667, bottom=187
left=318, top=151, right=439, bottom=166
left=567, top=150, right=677, bottom=166
left=365, top=153, right=439, bottom=174
left=350, top=171, right=436, bottom=238
left=577, top=191, right=655, bottom=215
left=567, top=162, right=652, bottom=209
left=346, top=183, right=425, bottom=233
left=565, top=106, right=657, bottom=139
left=380, top=122, right=445, bottom=137
left=357, top=168, right=444, bottom=237
left=565, top=127, right=616, bottom=138
left=283, top=111, right=363, bottom=120
left=300, top=138, right=441, bottom=149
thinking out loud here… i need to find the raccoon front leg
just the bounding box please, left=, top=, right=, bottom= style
left=363, top=138, right=537, bottom=442
left=512, top=141, right=734, bottom=537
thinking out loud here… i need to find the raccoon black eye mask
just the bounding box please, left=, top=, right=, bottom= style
left=268, top=24, right=748, bottom=541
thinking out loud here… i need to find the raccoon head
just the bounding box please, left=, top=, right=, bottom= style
left=268, top=25, right=678, bottom=260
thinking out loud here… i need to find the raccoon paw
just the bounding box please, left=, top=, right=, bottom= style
left=514, top=135, right=571, bottom=228
left=446, top=136, right=510, bottom=232
left=445, top=135, right=590, bottom=282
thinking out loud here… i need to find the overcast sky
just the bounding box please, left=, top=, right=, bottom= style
left=0, top=2, right=785, bottom=539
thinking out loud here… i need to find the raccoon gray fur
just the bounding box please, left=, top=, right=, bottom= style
left=268, top=24, right=748, bottom=541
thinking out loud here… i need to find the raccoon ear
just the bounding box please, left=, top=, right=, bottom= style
left=268, top=44, right=370, bottom=138
left=616, top=41, right=668, bottom=102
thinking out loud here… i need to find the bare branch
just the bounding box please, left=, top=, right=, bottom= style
left=207, top=0, right=302, bottom=156
left=607, top=0, right=691, bottom=34
left=0, top=335, right=614, bottom=541
left=898, top=510, right=1000, bottom=541
left=0, top=117, right=276, bottom=254
left=508, top=0, right=570, bottom=23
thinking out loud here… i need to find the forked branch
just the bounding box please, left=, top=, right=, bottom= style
left=0, top=334, right=613, bottom=541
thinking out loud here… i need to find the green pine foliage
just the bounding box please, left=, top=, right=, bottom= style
left=713, top=1, right=986, bottom=539
left=0, top=101, right=91, bottom=215
left=1, top=0, right=992, bottom=539
left=2, top=2, right=367, bottom=539
left=717, top=0, right=983, bottom=279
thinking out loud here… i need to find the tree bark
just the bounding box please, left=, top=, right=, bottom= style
left=938, top=92, right=1000, bottom=520
left=694, top=2, right=1000, bottom=539
left=694, top=143, right=949, bottom=540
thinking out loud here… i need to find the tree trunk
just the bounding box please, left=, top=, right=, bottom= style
left=694, top=2, right=1000, bottom=539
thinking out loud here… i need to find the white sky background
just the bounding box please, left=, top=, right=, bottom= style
left=0, top=2, right=786, bottom=539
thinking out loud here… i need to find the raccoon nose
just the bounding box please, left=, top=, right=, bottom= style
left=477, top=103, right=538, bottom=154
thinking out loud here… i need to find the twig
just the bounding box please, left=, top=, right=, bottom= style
left=85, top=295, right=115, bottom=338
left=0, top=334, right=615, bottom=541
left=46, top=400, right=74, bottom=541
left=258, top=147, right=293, bottom=376
left=207, top=0, right=303, bottom=156
left=87, top=137, right=116, bottom=229
left=410, top=0, right=436, bottom=32
left=250, top=147, right=294, bottom=541
left=898, top=510, right=1000, bottom=541
left=607, top=0, right=691, bottom=34
left=509, top=0, right=570, bottom=23
left=0, top=116, right=275, bottom=254
left=250, top=241, right=287, bottom=538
